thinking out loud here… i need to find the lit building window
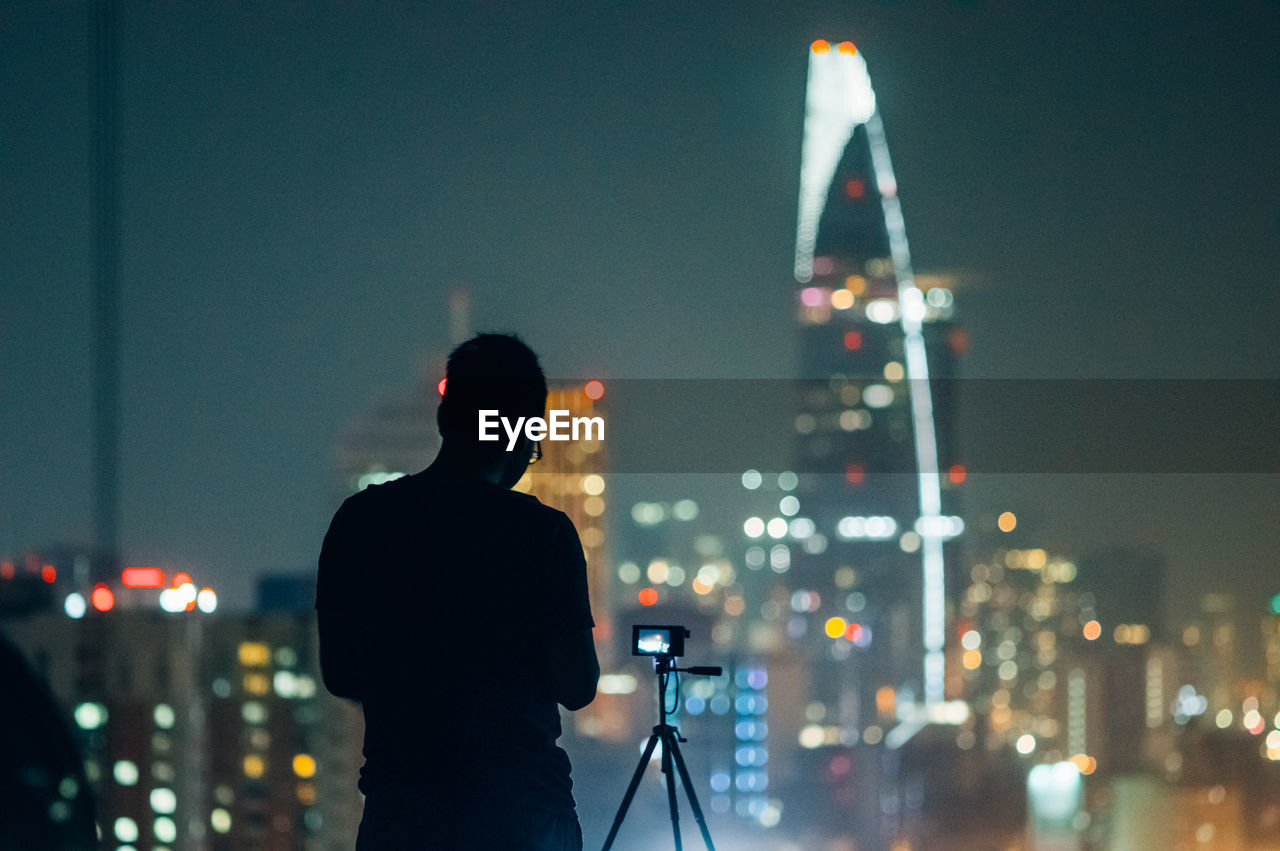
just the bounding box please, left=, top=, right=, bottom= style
left=74, top=703, right=108, bottom=730
left=149, top=788, right=176, bottom=814
left=672, top=499, right=698, bottom=521
left=153, top=704, right=175, bottom=730
left=154, top=816, right=177, bottom=843
left=244, top=673, right=270, bottom=695
left=113, top=760, right=139, bottom=786
left=274, top=670, right=298, bottom=698
left=210, top=809, right=232, bottom=834
left=114, top=817, right=138, bottom=842
left=293, top=754, right=317, bottom=778
left=238, top=643, right=270, bottom=667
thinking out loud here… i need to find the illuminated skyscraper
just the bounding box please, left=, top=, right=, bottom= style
left=1, top=602, right=350, bottom=849
left=514, top=381, right=611, bottom=646
left=332, top=375, right=441, bottom=496
left=789, top=40, right=963, bottom=719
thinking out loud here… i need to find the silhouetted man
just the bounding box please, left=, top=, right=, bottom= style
left=317, top=334, right=599, bottom=850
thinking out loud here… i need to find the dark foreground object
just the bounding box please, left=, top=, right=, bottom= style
left=0, top=627, right=97, bottom=850
left=356, top=786, right=582, bottom=850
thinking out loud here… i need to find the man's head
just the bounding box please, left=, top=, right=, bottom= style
left=437, top=333, right=547, bottom=487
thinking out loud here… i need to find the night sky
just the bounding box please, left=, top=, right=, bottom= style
left=2, top=2, right=1277, bottom=619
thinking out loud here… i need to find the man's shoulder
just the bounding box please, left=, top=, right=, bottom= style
left=334, top=475, right=408, bottom=511
left=343, top=475, right=568, bottom=527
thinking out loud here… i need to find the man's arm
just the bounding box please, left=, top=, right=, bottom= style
left=549, top=626, right=598, bottom=711
left=316, top=499, right=363, bottom=702
left=317, top=607, right=362, bottom=701
left=546, top=515, right=599, bottom=711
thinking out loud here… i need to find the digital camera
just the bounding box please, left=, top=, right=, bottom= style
left=632, top=624, right=689, bottom=657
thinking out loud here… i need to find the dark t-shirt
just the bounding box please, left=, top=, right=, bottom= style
left=316, top=469, right=594, bottom=812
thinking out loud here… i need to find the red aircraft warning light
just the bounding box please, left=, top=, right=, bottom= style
left=583, top=380, right=604, bottom=401
left=122, top=567, right=166, bottom=588
left=91, top=584, right=115, bottom=612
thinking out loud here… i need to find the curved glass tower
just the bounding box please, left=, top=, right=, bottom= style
left=793, top=40, right=962, bottom=709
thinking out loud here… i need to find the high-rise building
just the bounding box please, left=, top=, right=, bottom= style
left=1, top=595, right=360, bottom=850
left=788, top=39, right=964, bottom=726
left=513, top=382, right=611, bottom=652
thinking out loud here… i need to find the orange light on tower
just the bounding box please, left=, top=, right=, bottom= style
left=837, top=41, right=857, bottom=55
left=1082, top=620, right=1102, bottom=641
left=42, top=564, right=57, bottom=583
left=122, top=567, right=166, bottom=588
left=811, top=39, right=830, bottom=54
left=638, top=588, right=658, bottom=607
left=91, top=583, right=115, bottom=612
left=948, top=464, right=967, bottom=485
left=583, top=380, right=604, bottom=401
left=997, top=511, right=1017, bottom=532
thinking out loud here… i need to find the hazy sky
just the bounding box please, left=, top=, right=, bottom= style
left=2, top=1, right=1276, bottom=614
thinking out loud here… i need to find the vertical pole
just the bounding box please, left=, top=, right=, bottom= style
left=92, top=0, right=120, bottom=576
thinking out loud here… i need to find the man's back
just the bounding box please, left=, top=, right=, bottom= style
left=317, top=468, right=595, bottom=836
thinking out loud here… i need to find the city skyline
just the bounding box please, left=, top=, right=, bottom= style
left=2, top=2, right=1276, bottom=620
left=3, top=6, right=1279, bottom=847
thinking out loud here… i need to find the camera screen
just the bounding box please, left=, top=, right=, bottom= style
left=635, top=629, right=672, bottom=655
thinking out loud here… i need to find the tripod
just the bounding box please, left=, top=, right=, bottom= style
left=601, top=656, right=722, bottom=851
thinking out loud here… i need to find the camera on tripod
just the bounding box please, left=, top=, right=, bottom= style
left=603, top=624, right=722, bottom=850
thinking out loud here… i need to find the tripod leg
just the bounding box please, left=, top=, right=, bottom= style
left=662, top=731, right=683, bottom=851
left=601, top=732, right=662, bottom=851
left=668, top=737, right=716, bottom=851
